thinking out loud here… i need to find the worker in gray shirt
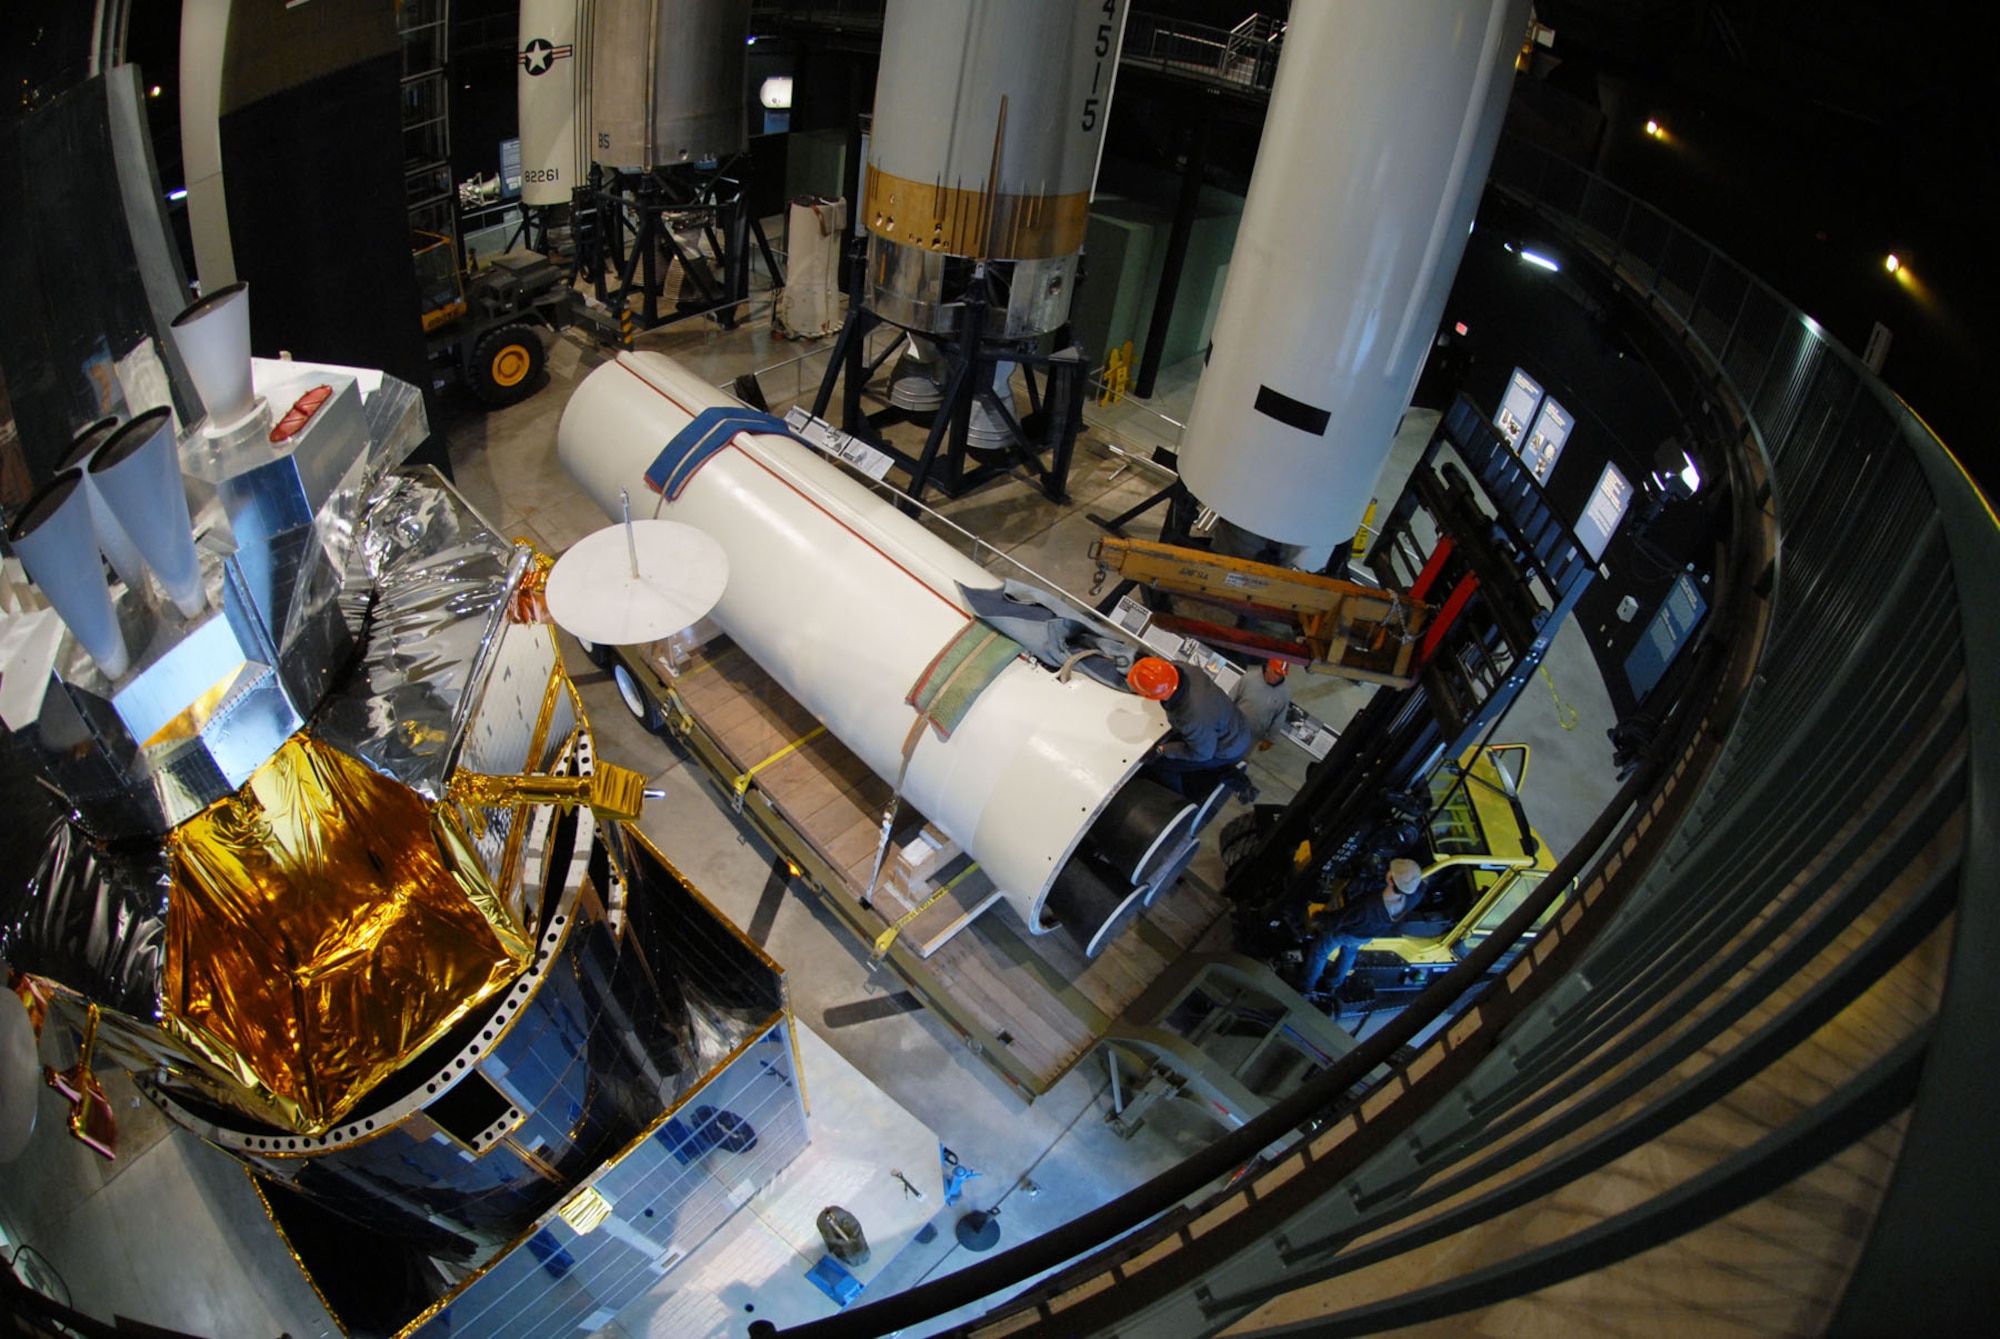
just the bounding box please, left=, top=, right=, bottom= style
left=1128, top=657, right=1253, bottom=794
left=1230, top=658, right=1292, bottom=749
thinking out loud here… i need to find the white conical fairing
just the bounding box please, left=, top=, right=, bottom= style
left=58, top=418, right=150, bottom=594
left=89, top=409, right=206, bottom=620
left=7, top=471, right=131, bottom=679
left=170, top=282, right=257, bottom=428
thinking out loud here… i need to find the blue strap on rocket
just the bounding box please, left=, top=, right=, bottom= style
left=644, top=406, right=798, bottom=500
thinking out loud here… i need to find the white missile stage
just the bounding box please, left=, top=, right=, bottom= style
left=559, top=352, right=1182, bottom=947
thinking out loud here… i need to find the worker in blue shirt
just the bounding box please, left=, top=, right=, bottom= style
left=1296, top=858, right=1426, bottom=1008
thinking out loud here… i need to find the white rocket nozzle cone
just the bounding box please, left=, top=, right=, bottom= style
left=7, top=470, right=131, bottom=680
left=169, top=282, right=257, bottom=429
left=57, top=418, right=150, bottom=595
left=89, top=408, right=206, bottom=620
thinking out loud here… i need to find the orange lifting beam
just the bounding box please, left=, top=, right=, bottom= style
left=1088, top=535, right=1434, bottom=688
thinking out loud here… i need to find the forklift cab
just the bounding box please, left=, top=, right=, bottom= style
left=1335, top=744, right=1562, bottom=999
left=413, top=231, right=469, bottom=333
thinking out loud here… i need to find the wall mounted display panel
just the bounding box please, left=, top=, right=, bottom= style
left=1520, top=394, right=1572, bottom=484
left=1495, top=366, right=1542, bottom=450
left=1576, top=459, right=1633, bottom=561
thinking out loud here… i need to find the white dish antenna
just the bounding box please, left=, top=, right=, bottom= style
left=544, top=493, right=728, bottom=646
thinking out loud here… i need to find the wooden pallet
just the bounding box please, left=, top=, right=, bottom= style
left=654, top=638, right=1231, bottom=1094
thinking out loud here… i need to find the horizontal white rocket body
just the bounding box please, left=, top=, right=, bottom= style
left=558, top=352, right=1167, bottom=928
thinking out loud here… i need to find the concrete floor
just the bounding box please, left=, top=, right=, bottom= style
left=0, top=288, right=1622, bottom=1337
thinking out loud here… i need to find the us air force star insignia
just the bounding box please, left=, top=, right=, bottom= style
left=520, top=38, right=573, bottom=76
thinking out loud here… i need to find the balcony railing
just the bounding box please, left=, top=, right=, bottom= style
left=1121, top=11, right=1285, bottom=95
left=765, top=135, right=1999, bottom=1339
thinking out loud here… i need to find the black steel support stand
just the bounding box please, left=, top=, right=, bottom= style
left=1135, top=93, right=1217, bottom=399
left=585, top=158, right=784, bottom=333
left=808, top=250, right=1089, bottom=507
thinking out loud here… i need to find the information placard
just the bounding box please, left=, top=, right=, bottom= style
left=1495, top=367, right=1544, bottom=449
left=1576, top=460, right=1633, bottom=561
left=499, top=138, right=523, bottom=197
left=1521, top=396, right=1573, bottom=483
left=1624, top=572, right=1708, bottom=699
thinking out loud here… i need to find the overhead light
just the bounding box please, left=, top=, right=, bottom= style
left=1678, top=451, right=1701, bottom=494
left=1520, top=249, right=1560, bottom=272
left=149, top=85, right=162, bottom=98
left=759, top=76, right=794, bottom=110
left=1644, top=119, right=1663, bottom=138
left=167, top=187, right=187, bottom=202
left=1884, top=253, right=1901, bottom=274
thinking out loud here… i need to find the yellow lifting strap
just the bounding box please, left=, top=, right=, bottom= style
left=732, top=725, right=827, bottom=799
left=871, top=860, right=983, bottom=962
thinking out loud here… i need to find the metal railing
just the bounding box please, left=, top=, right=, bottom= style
left=766, top=137, right=1997, bottom=1338
left=1121, top=11, right=1285, bottom=95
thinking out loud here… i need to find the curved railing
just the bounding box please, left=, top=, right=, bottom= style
left=762, top=135, right=1996, bottom=1338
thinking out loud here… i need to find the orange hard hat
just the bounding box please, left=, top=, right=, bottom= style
left=1127, top=657, right=1180, bottom=700
left=1265, top=659, right=1290, bottom=678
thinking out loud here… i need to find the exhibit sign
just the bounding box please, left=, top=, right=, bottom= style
left=1495, top=366, right=1543, bottom=450
left=1624, top=571, right=1708, bottom=699
left=1521, top=394, right=1572, bottom=483
left=1576, top=460, right=1633, bottom=562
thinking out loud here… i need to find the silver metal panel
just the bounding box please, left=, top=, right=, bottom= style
left=111, top=607, right=256, bottom=744
left=314, top=471, right=528, bottom=799
left=461, top=622, right=561, bottom=780
left=589, top=0, right=749, bottom=168
left=183, top=375, right=370, bottom=638
left=867, top=239, right=1079, bottom=337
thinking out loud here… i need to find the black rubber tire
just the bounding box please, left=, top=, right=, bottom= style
left=469, top=322, right=546, bottom=408
left=576, top=636, right=616, bottom=670
left=613, top=662, right=664, bottom=733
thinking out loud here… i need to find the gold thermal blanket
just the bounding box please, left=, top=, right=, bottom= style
left=164, top=734, right=531, bottom=1134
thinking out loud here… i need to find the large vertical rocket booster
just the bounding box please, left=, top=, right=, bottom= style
left=517, top=0, right=583, bottom=205
left=1176, top=0, right=1529, bottom=555
left=588, top=0, right=751, bottom=169
left=864, top=0, right=1129, bottom=336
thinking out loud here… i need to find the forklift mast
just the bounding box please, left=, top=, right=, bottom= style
left=1224, top=395, right=1596, bottom=929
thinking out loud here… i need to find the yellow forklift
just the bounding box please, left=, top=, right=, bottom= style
left=1353, top=744, right=1559, bottom=985
left=413, top=231, right=577, bottom=408
left=1282, top=743, right=1562, bottom=1009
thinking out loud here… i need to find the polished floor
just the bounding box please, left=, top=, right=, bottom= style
left=0, top=285, right=1621, bottom=1337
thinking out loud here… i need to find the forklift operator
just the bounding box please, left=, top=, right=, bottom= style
left=1297, top=857, right=1426, bottom=1004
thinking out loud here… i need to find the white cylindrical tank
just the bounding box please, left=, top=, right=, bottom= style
left=1177, top=0, right=1529, bottom=553
left=864, top=0, right=1128, bottom=334
left=559, top=353, right=1167, bottom=930
left=517, top=0, right=582, bottom=206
